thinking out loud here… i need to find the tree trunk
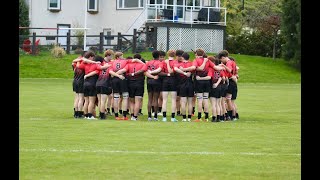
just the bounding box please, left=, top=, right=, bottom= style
left=273, top=31, right=276, bottom=60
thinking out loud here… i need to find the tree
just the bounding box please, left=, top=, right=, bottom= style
left=223, top=0, right=284, bottom=58
left=19, top=0, right=29, bottom=37
left=281, top=0, right=301, bottom=68
left=259, top=15, right=281, bottom=60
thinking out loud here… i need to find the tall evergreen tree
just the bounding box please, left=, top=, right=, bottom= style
left=19, top=0, right=30, bottom=37
left=281, top=0, right=301, bottom=68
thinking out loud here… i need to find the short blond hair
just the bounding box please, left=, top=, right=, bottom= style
left=167, top=49, right=176, bottom=58
left=104, top=49, right=114, bottom=57
left=114, top=52, right=123, bottom=59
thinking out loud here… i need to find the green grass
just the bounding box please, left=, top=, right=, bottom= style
left=19, top=51, right=301, bottom=84
left=19, top=79, right=301, bottom=180
left=19, top=51, right=301, bottom=179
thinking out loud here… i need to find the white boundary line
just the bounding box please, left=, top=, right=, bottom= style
left=19, top=148, right=300, bottom=156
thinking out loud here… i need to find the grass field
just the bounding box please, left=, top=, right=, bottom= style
left=19, top=78, right=301, bottom=179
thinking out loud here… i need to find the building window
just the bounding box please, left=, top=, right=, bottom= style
left=211, top=0, right=220, bottom=7
left=149, top=0, right=164, bottom=9
left=88, top=0, right=98, bottom=13
left=48, top=0, right=61, bottom=11
left=117, top=0, right=144, bottom=9
left=186, top=0, right=202, bottom=11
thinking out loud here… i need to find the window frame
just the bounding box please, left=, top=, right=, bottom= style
left=87, top=0, right=99, bottom=12
left=117, top=0, right=144, bottom=10
left=186, top=0, right=203, bottom=11
left=48, top=0, right=61, bottom=11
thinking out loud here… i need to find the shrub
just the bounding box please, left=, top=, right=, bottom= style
left=89, top=46, right=98, bottom=54
left=51, top=46, right=66, bottom=58
left=74, top=47, right=84, bottom=54
left=226, top=31, right=285, bottom=58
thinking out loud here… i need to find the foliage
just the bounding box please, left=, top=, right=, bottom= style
left=281, top=0, right=301, bottom=68
left=226, top=31, right=285, bottom=58
left=74, top=47, right=84, bottom=54
left=222, top=0, right=246, bottom=35
left=19, top=0, right=29, bottom=44
left=222, top=0, right=286, bottom=61
left=89, top=46, right=99, bottom=54
left=51, top=46, right=66, bottom=58
left=72, top=22, right=84, bottom=47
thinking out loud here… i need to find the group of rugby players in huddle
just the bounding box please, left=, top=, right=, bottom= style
left=72, top=48, right=239, bottom=122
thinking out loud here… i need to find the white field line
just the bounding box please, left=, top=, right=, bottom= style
left=19, top=148, right=300, bottom=156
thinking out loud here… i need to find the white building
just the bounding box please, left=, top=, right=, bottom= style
left=25, top=0, right=226, bottom=53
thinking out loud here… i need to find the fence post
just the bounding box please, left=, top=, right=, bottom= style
left=32, top=32, right=36, bottom=55
left=117, top=32, right=122, bottom=51
left=66, top=32, right=70, bottom=54
left=132, top=29, right=137, bottom=53
left=99, top=32, right=104, bottom=54
left=166, top=27, right=169, bottom=52
left=145, top=26, right=150, bottom=47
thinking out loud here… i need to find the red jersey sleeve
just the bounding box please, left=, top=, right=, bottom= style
left=220, top=70, right=226, bottom=77
left=209, top=61, right=215, bottom=68
left=173, top=61, right=179, bottom=68
left=207, top=68, right=214, bottom=77
left=123, top=64, right=129, bottom=71
left=192, top=59, right=198, bottom=67
left=78, top=62, right=85, bottom=69
left=142, top=64, right=148, bottom=71
left=158, top=61, right=164, bottom=69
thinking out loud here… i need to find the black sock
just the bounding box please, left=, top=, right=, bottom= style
left=220, top=115, right=224, bottom=121
left=87, top=113, right=93, bottom=118
left=74, top=111, right=79, bottom=118
left=127, top=109, right=129, bottom=113
left=100, top=112, right=106, bottom=119
left=211, top=116, right=216, bottom=122
left=158, top=107, right=162, bottom=112
left=131, top=113, right=134, bottom=117
left=198, top=112, right=201, bottom=119
left=148, top=112, right=151, bottom=118
left=163, top=112, right=167, bottom=117
left=182, top=115, right=186, bottom=119
left=177, top=111, right=180, bottom=115
left=154, top=112, right=158, bottom=118
left=123, top=111, right=127, bottom=117
left=236, top=113, right=239, bottom=119
left=225, top=113, right=228, bottom=119
left=192, top=107, right=195, bottom=114
left=112, top=108, right=115, bottom=113
left=84, top=113, right=88, bottom=118
left=217, top=115, right=220, bottom=120
left=187, top=115, right=191, bottom=119
left=171, top=113, right=175, bottom=118
left=107, top=108, right=110, bottom=113
left=227, top=110, right=232, bottom=119
left=205, top=112, right=209, bottom=119
left=115, top=113, right=119, bottom=117
left=119, top=109, right=123, bottom=114
left=139, top=109, right=142, bottom=113
left=79, top=111, right=84, bottom=117
left=151, top=106, right=155, bottom=113
left=134, top=115, right=138, bottom=119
